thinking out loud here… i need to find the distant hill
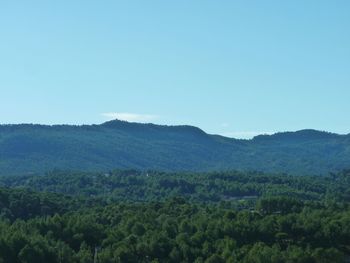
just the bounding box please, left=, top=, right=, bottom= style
left=0, top=120, right=349, bottom=175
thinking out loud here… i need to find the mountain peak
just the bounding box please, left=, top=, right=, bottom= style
left=100, top=119, right=207, bottom=135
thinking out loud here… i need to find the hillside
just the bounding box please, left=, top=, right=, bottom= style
left=0, top=120, right=349, bottom=175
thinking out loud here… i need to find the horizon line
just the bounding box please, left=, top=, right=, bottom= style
left=0, top=119, right=348, bottom=140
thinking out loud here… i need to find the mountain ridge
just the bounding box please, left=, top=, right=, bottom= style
left=0, top=120, right=349, bottom=175
left=1, top=119, right=347, bottom=140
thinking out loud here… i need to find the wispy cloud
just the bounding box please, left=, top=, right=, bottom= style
left=219, top=131, right=274, bottom=139
left=101, top=112, right=159, bottom=123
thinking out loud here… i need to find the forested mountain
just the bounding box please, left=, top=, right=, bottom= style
left=0, top=120, right=350, bottom=175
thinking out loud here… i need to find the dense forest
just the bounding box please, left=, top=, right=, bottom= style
left=0, top=170, right=350, bottom=262
left=1, top=170, right=350, bottom=204
left=1, top=120, right=350, bottom=175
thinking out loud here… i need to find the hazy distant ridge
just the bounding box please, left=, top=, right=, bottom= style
left=0, top=120, right=349, bottom=175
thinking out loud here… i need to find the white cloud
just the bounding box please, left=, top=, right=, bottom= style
left=221, top=122, right=230, bottom=128
left=101, top=112, right=159, bottom=123
left=219, top=131, right=274, bottom=139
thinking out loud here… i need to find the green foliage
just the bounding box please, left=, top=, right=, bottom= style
left=0, top=187, right=101, bottom=221
left=0, top=197, right=349, bottom=262
left=2, top=169, right=350, bottom=204
left=0, top=169, right=349, bottom=262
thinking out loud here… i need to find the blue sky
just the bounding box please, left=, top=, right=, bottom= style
left=0, top=1, right=349, bottom=138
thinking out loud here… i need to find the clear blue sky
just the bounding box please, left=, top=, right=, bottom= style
left=1, top=1, right=349, bottom=138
